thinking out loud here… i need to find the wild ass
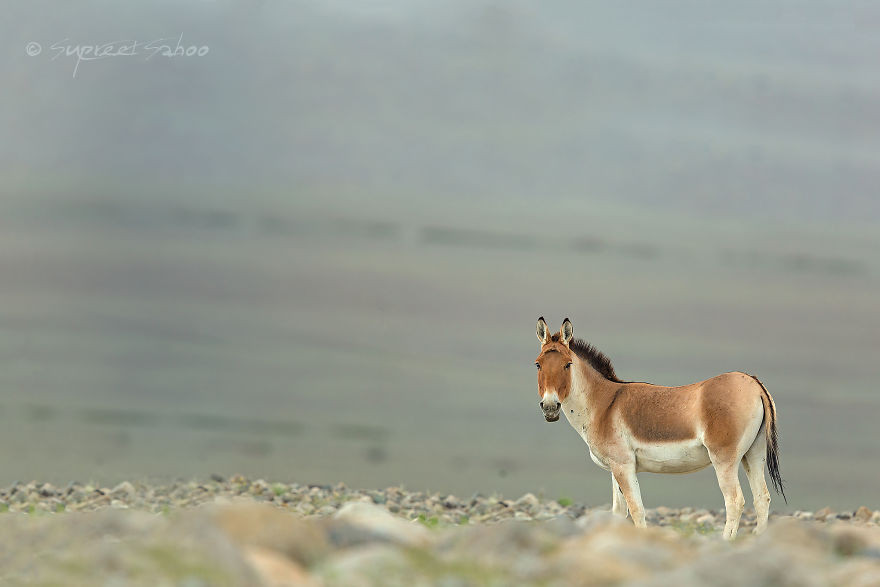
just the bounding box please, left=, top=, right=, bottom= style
left=535, top=317, right=785, bottom=540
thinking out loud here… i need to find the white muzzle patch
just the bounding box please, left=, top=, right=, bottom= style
left=541, top=391, right=561, bottom=422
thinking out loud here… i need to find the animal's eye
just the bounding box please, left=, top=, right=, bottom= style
left=535, top=362, right=540, bottom=369
left=564, top=362, right=572, bottom=370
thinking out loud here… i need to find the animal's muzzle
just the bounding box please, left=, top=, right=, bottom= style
left=540, top=399, right=561, bottom=422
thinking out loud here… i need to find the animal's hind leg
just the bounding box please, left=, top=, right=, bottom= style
left=611, top=474, right=627, bottom=518
left=610, top=463, right=646, bottom=528
left=711, top=457, right=745, bottom=541
left=742, top=432, right=771, bottom=534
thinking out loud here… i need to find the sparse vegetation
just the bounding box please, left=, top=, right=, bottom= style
left=416, top=514, right=440, bottom=528
left=0, top=481, right=876, bottom=586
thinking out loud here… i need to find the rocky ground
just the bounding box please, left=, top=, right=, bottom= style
left=1, top=476, right=879, bottom=585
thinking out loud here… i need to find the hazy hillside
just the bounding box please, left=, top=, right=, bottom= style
left=3, top=1, right=879, bottom=221
left=1, top=1, right=879, bottom=509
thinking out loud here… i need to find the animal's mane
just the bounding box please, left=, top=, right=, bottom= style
left=551, top=334, right=624, bottom=383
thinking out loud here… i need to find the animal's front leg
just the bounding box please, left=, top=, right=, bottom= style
left=611, top=474, right=627, bottom=518
left=610, top=463, right=646, bottom=528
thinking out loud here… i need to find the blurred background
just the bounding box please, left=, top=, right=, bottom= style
left=2, top=0, right=879, bottom=510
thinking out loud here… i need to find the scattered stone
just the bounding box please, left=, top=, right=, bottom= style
left=0, top=478, right=877, bottom=586
left=576, top=510, right=628, bottom=532
left=855, top=506, right=873, bottom=523
left=680, top=511, right=699, bottom=523
left=515, top=493, right=540, bottom=510
left=443, top=494, right=460, bottom=508
left=332, top=502, right=430, bottom=547
left=320, top=543, right=412, bottom=585
left=555, top=524, right=697, bottom=584
left=212, top=503, right=328, bottom=565
left=696, top=514, right=716, bottom=525
left=244, top=545, right=316, bottom=587
left=828, top=524, right=880, bottom=557
left=111, top=481, right=136, bottom=499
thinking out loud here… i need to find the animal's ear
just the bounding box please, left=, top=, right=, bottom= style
left=560, top=318, right=573, bottom=345
left=536, top=316, right=549, bottom=344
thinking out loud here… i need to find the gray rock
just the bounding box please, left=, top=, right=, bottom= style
left=854, top=506, right=873, bottom=522
left=443, top=495, right=460, bottom=508
left=539, top=516, right=581, bottom=538
left=318, top=543, right=410, bottom=585
left=111, top=481, right=135, bottom=499
left=576, top=510, right=629, bottom=532
left=515, top=493, right=540, bottom=510
left=696, top=514, right=717, bottom=525
left=332, top=502, right=430, bottom=547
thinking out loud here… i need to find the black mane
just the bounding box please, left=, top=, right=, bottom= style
left=568, top=337, right=624, bottom=383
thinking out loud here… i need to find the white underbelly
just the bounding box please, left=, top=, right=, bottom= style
left=633, top=439, right=711, bottom=474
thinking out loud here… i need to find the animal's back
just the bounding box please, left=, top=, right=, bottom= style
left=609, top=372, right=764, bottom=472
left=612, top=381, right=702, bottom=443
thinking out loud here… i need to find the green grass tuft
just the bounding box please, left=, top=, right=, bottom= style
left=669, top=519, right=719, bottom=537
left=416, top=514, right=440, bottom=528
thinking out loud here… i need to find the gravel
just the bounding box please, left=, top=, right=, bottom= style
left=2, top=478, right=880, bottom=585
left=0, top=476, right=876, bottom=532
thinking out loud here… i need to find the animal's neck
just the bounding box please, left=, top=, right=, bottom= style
left=562, top=353, right=616, bottom=435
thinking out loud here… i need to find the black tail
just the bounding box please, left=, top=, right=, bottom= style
left=752, top=375, right=787, bottom=503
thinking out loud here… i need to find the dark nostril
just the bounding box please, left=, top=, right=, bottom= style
left=539, top=401, right=545, bottom=409
left=555, top=402, right=561, bottom=410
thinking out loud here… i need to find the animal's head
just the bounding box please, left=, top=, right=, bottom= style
left=535, top=316, right=574, bottom=422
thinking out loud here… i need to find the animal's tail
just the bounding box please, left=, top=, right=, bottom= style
left=751, top=374, right=787, bottom=503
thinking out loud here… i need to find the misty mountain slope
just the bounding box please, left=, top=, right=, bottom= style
left=2, top=1, right=879, bottom=221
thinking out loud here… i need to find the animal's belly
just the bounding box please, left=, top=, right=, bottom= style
left=634, top=440, right=711, bottom=474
